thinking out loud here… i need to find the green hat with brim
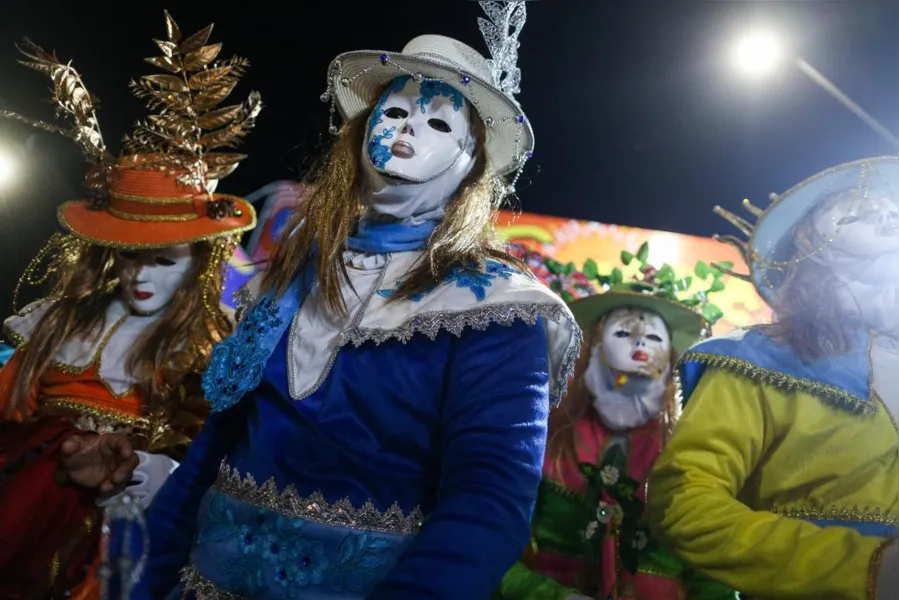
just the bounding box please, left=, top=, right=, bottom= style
left=568, top=284, right=708, bottom=356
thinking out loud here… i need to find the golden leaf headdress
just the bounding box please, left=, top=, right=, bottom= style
left=1, top=10, right=262, bottom=207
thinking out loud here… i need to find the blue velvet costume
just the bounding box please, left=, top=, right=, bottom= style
left=133, top=222, right=580, bottom=600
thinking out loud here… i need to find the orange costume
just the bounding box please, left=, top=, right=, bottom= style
left=0, top=11, right=260, bottom=598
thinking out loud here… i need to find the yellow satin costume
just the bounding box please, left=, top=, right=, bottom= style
left=647, top=330, right=898, bottom=600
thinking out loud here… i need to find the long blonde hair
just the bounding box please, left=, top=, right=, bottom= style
left=9, top=240, right=232, bottom=418
left=757, top=193, right=862, bottom=361
left=546, top=315, right=678, bottom=469
left=261, top=91, right=522, bottom=312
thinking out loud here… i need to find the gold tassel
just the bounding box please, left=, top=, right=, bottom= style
left=12, top=233, right=86, bottom=312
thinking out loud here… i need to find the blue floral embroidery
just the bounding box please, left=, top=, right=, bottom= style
left=202, top=297, right=284, bottom=413
left=326, top=532, right=392, bottom=593
left=417, top=80, right=465, bottom=113
left=368, top=126, right=396, bottom=169
left=196, top=492, right=398, bottom=597
left=366, top=76, right=410, bottom=168
left=376, top=259, right=521, bottom=302
left=376, top=281, right=430, bottom=302
left=444, top=265, right=495, bottom=301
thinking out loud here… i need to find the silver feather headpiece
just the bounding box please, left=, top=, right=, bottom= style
left=478, top=1, right=527, bottom=98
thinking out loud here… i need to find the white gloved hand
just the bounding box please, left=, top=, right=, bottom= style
left=97, top=451, right=179, bottom=510
left=876, top=542, right=899, bottom=600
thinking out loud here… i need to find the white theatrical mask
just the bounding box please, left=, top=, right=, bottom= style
left=812, top=192, right=899, bottom=258
left=113, top=244, right=194, bottom=315
left=600, top=308, right=671, bottom=379
left=365, top=76, right=473, bottom=183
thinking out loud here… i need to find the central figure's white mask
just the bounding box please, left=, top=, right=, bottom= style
left=365, top=76, right=474, bottom=183
left=600, top=308, right=671, bottom=379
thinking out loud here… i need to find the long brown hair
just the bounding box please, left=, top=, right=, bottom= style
left=8, top=239, right=232, bottom=418
left=757, top=194, right=862, bottom=362
left=546, top=315, right=679, bottom=469
left=261, top=92, right=520, bottom=312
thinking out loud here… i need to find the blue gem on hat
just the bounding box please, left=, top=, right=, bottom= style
left=516, top=115, right=525, bottom=124
left=461, top=74, right=471, bottom=85
left=526, top=151, right=533, bottom=159
left=379, top=53, right=389, bottom=64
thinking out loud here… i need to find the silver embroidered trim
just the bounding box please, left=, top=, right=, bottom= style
left=181, top=566, right=245, bottom=600
left=214, top=462, right=424, bottom=535
left=338, top=301, right=582, bottom=407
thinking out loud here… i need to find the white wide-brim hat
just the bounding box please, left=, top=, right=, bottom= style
left=326, top=34, right=534, bottom=177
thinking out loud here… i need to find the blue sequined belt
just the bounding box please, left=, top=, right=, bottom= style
left=182, top=463, right=422, bottom=599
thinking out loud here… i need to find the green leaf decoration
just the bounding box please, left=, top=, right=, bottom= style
left=675, top=276, right=692, bottom=291
left=656, top=264, right=675, bottom=282
left=621, top=250, right=634, bottom=266
left=709, top=279, right=725, bottom=293
left=681, top=297, right=701, bottom=307
left=611, top=268, right=624, bottom=284
left=694, top=261, right=710, bottom=279
left=709, top=266, right=723, bottom=279
left=717, top=261, right=734, bottom=270
left=563, top=262, right=576, bottom=276
left=636, top=242, right=650, bottom=264
left=597, top=275, right=612, bottom=287
left=582, top=258, right=599, bottom=279
left=578, top=463, right=598, bottom=479
left=630, top=282, right=654, bottom=293
left=601, top=445, right=628, bottom=471
left=545, top=259, right=563, bottom=275
left=702, top=303, right=724, bottom=324
left=561, top=290, right=575, bottom=303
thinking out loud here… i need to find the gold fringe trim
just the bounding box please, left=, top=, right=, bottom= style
left=43, top=397, right=144, bottom=427
left=678, top=351, right=875, bottom=415
left=772, top=504, right=897, bottom=527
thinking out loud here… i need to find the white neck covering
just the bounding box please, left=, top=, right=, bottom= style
left=357, top=145, right=474, bottom=225
left=583, top=343, right=669, bottom=431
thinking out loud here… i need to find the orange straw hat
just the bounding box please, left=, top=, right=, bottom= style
left=2, top=11, right=262, bottom=250
left=58, top=155, right=256, bottom=249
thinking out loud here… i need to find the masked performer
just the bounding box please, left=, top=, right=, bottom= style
left=497, top=248, right=734, bottom=600
left=0, top=12, right=260, bottom=598
left=648, top=157, right=899, bottom=599
left=137, top=3, right=582, bottom=599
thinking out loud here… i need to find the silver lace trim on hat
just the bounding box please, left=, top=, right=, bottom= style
left=214, top=462, right=425, bottom=536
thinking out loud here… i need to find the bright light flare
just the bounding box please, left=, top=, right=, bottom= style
left=0, top=150, right=14, bottom=187
left=734, top=32, right=781, bottom=75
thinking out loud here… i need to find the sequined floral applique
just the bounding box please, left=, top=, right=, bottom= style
left=376, top=259, right=521, bottom=302
left=202, top=297, right=284, bottom=413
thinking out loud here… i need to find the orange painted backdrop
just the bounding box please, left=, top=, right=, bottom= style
left=496, top=211, right=772, bottom=334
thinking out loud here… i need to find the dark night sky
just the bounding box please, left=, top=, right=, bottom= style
left=1, top=1, right=898, bottom=318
